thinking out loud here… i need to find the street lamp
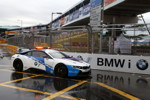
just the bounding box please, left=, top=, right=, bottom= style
left=51, top=12, right=62, bottom=24
left=18, top=19, right=23, bottom=28
left=50, top=12, right=62, bottom=47
left=17, top=20, right=23, bottom=34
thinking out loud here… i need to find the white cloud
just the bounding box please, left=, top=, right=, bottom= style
left=0, top=0, right=81, bottom=26
left=1, top=0, right=150, bottom=27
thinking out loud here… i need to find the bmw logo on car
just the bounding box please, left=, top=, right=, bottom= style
left=136, top=59, right=148, bottom=70
left=34, top=62, right=38, bottom=66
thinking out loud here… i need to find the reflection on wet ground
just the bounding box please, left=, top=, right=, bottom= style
left=91, top=70, right=150, bottom=100
left=6, top=69, right=130, bottom=100
left=1, top=67, right=149, bottom=100
left=0, top=48, right=150, bottom=100
left=0, top=86, right=49, bottom=100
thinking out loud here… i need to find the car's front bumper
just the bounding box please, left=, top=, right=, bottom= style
left=66, top=65, right=91, bottom=77
left=77, top=70, right=91, bottom=77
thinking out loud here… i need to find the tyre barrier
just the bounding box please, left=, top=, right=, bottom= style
left=6, top=45, right=19, bottom=55
left=0, top=39, right=7, bottom=44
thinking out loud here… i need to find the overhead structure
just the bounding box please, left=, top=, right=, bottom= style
left=6, top=0, right=150, bottom=35
left=50, top=0, right=150, bottom=29
left=105, top=0, right=150, bottom=16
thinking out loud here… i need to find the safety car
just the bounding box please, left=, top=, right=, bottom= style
left=11, top=48, right=91, bottom=77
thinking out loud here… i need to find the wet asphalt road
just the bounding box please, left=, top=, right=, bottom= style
left=0, top=48, right=150, bottom=100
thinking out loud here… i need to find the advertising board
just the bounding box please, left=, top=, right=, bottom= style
left=90, top=0, right=102, bottom=8
left=82, top=4, right=90, bottom=16
left=52, top=3, right=90, bottom=29
left=90, top=4, right=102, bottom=26
left=51, top=0, right=125, bottom=29
left=60, top=17, right=65, bottom=26
left=72, top=10, right=80, bottom=20
left=105, top=0, right=116, bottom=6
left=5, top=31, right=19, bottom=35
left=104, top=0, right=125, bottom=10
left=66, top=52, right=150, bottom=75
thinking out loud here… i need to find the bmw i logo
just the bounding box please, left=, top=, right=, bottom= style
left=136, top=59, right=148, bottom=70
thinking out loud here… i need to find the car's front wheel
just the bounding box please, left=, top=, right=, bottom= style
left=13, top=59, right=23, bottom=71
left=55, top=64, right=68, bottom=77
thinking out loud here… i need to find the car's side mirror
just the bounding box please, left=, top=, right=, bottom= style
left=77, top=55, right=83, bottom=60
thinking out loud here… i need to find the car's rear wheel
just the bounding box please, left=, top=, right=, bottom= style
left=55, top=65, right=68, bottom=77
left=13, top=59, right=23, bottom=71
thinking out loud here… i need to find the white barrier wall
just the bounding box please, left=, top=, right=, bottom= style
left=66, top=52, right=150, bottom=74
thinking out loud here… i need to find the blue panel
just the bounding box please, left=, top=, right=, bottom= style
left=82, top=4, right=90, bottom=16
left=90, top=0, right=102, bottom=8
left=68, top=13, right=74, bottom=22
left=72, top=10, right=80, bottom=20
left=52, top=20, right=60, bottom=29
left=66, top=65, right=80, bottom=77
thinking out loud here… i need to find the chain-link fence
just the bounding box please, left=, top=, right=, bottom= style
left=7, top=26, right=93, bottom=53
left=7, top=24, right=150, bottom=55
left=92, top=23, right=150, bottom=55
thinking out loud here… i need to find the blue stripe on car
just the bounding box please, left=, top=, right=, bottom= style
left=66, top=65, right=80, bottom=77
left=45, top=65, right=54, bottom=74
left=33, top=56, right=44, bottom=63
left=28, top=56, right=54, bottom=74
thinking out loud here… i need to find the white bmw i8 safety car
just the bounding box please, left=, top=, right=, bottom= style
left=11, top=48, right=91, bottom=77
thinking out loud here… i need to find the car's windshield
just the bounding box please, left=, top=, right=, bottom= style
left=48, top=51, right=71, bottom=59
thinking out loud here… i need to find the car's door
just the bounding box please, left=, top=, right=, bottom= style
left=31, top=51, right=55, bottom=73
left=30, top=51, right=47, bottom=70
left=23, top=51, right=35, bottom=69
left=43, top=54, right=55, bottom=74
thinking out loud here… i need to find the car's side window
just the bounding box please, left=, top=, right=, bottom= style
left=32, top=51, right=42, bottom=57
left=32, top=51, right=51, bottom=58
left=25, top=52, right=32, bottom=56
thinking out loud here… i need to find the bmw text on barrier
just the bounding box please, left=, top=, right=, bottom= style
left=11, top=47, right=91, bottom=77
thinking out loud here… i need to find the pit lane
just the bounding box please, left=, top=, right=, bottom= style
left=0, top=49, right=149, bottom=100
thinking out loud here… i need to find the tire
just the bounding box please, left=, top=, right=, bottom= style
left=55, top=65, right=68, bottom=77
left=13, top=59, right=23, bottom=71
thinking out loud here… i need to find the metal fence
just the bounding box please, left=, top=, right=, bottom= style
left=92, top=23, right=150, bottom=55
left=7, top=26, right=93, bottom=53
left=7, top=24, right=150, bottom=56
